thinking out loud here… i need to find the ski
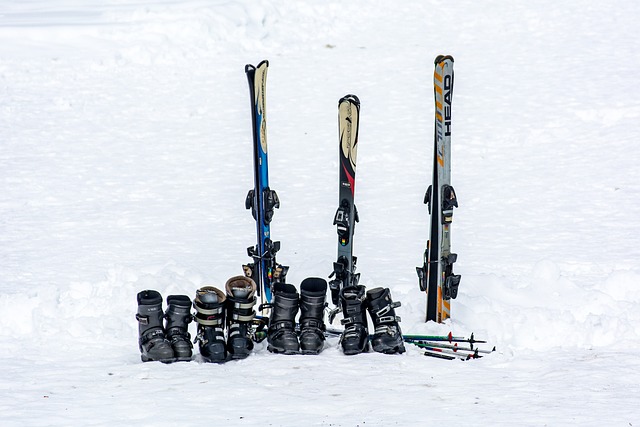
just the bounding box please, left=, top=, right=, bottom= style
left=416, top=55, right=461, bottom=323
left=328, top=94, right=361, bottom=312
left=422, top=350, right=458, bottom=360
left=404, top=332, right=486, bottom=345
left=423, top=348, right=479, bottom=361
left=243, top=60, right=288, bottom=307
left=402, top=332, right=464, bottom=342
left=408, top=340, right=495, bottom=354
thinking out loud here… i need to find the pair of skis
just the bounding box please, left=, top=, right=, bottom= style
left=243, top=60, right=288, bottom=307
left=416, top=55, right=461, bottom=323
left=329, top=95, right=361, bottom=308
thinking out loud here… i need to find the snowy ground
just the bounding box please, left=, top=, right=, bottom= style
left=1, top=0, right=640, bottom=425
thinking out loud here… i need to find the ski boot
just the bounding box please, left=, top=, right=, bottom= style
left=136, top=290, right=174, bottom=363
left=164, top=295, right=193, bottom=362
left=366, top=287, right=405, bottom=354
left=225, top=276, right=257, bottom=359
left=193, top=286, right=227, bottom=363
left=267, top=282, right=300, bottom=354
left=339, top=285, right=369, bottom=355
left=299, top=278, right=327, bottom=355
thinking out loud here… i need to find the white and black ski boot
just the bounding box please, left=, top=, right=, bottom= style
left=225, top=276, right=257, bottom=360
left=267, top=282, right=300, bottom=354
left=366, top=287, right=405, bottom=354
left=299, top=278, right=327, bottom=355
left=136, top=290, right=175, bottom=363
left=339, top=285, right=370, bottom=355
left=164, top=295, right=193, bottom=362
left=193, top=286, right=227, bottom=363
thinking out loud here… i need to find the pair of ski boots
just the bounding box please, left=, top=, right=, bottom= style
left=339, top=285, right=405, bottom=355
left=135, top=275, right=258, bottom=363
left=136, top=290, right=194, bottom=363
left=192, top=276, right=258, bottom=363
left=267, top=277, right=328, bottom=355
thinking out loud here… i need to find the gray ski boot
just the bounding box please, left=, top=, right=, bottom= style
left=164, top=295, right=193, bottom=361
left=193, top=286, right=227, bottom=363
left=267, top=282, right=300, bottom=354
left=339, top=285, right=370, bottom=355
left=225, top=276, right=257, bottom=359
left=299, top=278, right=327, bottom=355
left=366, top=287, right=405, bottom=354
left=136, top=290, right=174, bottom=363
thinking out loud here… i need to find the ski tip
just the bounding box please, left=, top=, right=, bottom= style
left=339, top=94, right=360, bottom=106
left=245, top=60, right=269, bottom=74
left=434, top=55, right=454, bottom=65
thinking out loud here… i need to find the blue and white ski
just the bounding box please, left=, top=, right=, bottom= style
left=243, top=60, right=288, bottom=307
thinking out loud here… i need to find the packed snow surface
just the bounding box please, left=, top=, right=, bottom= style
left=1, top=0, right=639, bottom=425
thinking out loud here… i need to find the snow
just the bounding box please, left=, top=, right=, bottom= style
left=1, top=0, right=640, bottom=425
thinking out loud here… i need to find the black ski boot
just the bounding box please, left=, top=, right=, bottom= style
left=225, top=276, right=257, bottom=359
left=164, top=295, right=193, bottom=361
left=136, top=290, right=174, bottom=363
left=267, top=282, right=300, bottom=354
left=366, top=287, right=405, bottom=354
left=299, top=278, right=327, bottom=355
left=193, top=286, right=227, bottom=363
left=339, top=285, right=369, bottom=355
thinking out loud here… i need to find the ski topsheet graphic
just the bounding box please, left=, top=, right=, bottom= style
left=416, top=55, right=461, bottom=323
left=329, top=94, right=361, bottom=308
left=243, top=60, right=288, bottom=307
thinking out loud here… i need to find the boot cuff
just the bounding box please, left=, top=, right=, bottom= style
left=167, top=294, right=191, bottom=307
left=225, top=276, right=257, bottom=298
left=300, top=277, right=328, bottom=294
left=137, top=289, right=163, bottom=305
left=274, top=282, right=298, bottom=297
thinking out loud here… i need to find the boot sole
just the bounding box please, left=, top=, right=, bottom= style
left=373, top=343, right=406, bottom=355
left=267, top=345, right=300, bottom=355
left=141, top=355, right=176, bottom=363
left=229, top=352, right=251, bottom=360
left=201, top=355, right=228, bottom=364
left=342, top=342, right=370, bottom=356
